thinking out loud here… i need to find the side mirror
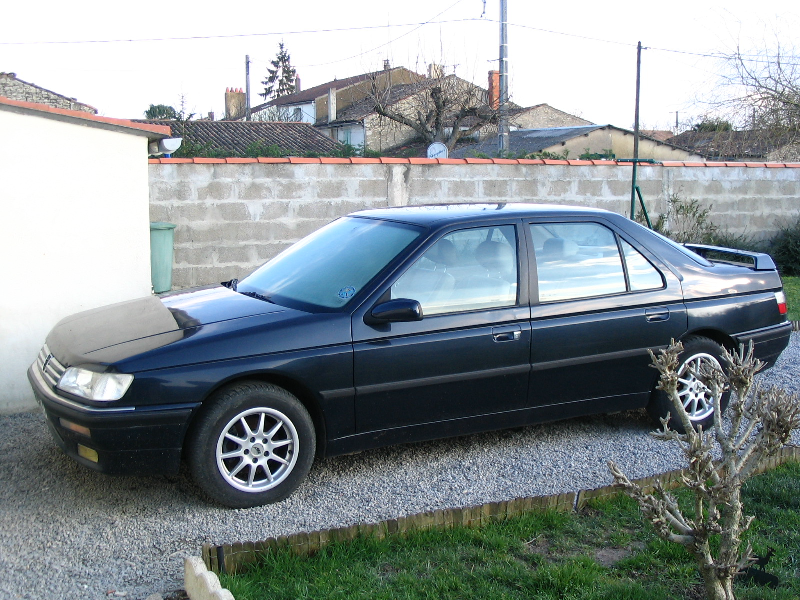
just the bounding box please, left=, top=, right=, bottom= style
left=368, top=298, right=423, bottom=323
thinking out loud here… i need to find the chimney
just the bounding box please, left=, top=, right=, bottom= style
left=295, top=75, right=301, bottom=92
left=208, top=111, right=215, bottom=121
left=225, top=88, right=246, bottom=120
left=428, top=64, right=444, bottom=79
left=328, top=88, right=337, bottom=123
left=383, top=59, right=391, bottom=71
left=488, top=70, right=500, bottom=110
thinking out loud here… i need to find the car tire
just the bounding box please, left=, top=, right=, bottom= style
left=646, top=336, right=730, bottom=434
left=187, top=381, right=315, bottom=508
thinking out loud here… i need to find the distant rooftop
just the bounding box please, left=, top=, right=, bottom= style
left=136, top=119, right=341, bottom=156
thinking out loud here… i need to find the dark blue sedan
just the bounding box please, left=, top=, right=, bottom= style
left=28, top=204, right=792, bottom=507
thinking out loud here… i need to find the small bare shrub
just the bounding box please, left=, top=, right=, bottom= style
left=609, top=340, right=800, bottom=600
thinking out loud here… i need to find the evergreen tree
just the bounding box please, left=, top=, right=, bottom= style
left=261, top=43, right=297, bottom=100
left=144, top=104, right=178, bottom=119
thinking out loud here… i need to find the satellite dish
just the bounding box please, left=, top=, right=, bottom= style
left=427, top=142, right=448, bottom=159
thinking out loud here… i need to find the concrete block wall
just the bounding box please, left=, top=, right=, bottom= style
left=149, top=157, right=800, bottom=289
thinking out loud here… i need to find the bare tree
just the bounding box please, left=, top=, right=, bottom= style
left=724, top=44, right=800, bottom=130
left=369, top=66, right=499, bottom=152
left=609, top=341, right=800, bottom=600
left=690, top=42, right=800, bottom=160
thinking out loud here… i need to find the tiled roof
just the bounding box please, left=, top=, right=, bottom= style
left=641, top=129, right=674, bottom=142
left=136, top=120, right=341, bottom=155
left=667, top=129, right=798, bottom=160
left=325, top=78, right=441, bottom=125
left=1, top=96, right=170, bottom=138
left=452, top=125, right=604, bottom=157
left=250, top=67, right=420, bottom=112
left=0, top=72, right=98, bottom=113
left=324, top=75, right=520, bottom=127
left=452, top=125, right=688, bottom=158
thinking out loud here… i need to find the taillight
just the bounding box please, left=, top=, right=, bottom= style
left=775, top=291, right=787, bottom=315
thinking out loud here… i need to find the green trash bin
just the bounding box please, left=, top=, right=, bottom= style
left=150, top=222, right=177, bottom=293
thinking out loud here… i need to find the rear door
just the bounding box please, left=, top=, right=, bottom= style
left=526, top=219, right=687, bottom=412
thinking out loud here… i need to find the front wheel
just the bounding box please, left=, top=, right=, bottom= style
left=646, top=336, right=730, bottom=433
left=187, top=382, right=315, bottom=508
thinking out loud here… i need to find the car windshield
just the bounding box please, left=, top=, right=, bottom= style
left=237, top=217, right=423, bottom=310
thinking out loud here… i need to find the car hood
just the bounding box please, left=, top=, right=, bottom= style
left=46, top=286, right=286, bottom=365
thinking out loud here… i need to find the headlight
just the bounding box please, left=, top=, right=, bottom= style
left=57, top=368, right=134, bottom=401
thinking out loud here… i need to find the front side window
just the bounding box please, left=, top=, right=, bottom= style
left=239, top=217, right=422, bottom=309
left=531, top=222, right=664, bottom=302
left=392, top=225, right=518, bottom=316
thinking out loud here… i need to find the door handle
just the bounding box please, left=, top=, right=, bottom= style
left=645, top=308, right=670, bottom=322
left=492, top=330, right=521, bottom=342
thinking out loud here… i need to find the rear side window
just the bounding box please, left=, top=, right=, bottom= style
left=530, top=222, right=664, bottom=302
left=620, top=239, right=664, bottom=291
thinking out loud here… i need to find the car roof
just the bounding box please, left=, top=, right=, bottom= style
left=349, top=203, right=618, bottom=228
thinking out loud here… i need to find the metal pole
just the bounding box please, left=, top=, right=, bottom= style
left=498, top=0, right=509, bottom=154
left=245, top=55, right=251, bottom=121
left=630, top=41, right=642, bottom=219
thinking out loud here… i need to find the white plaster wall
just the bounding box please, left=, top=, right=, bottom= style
left=0, top=110, right=153, bottom=412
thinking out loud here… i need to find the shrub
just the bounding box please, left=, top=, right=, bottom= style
left=610, top=341, right=800, bottom=600
left=639, top=193, right=719, bottom=244
left=769, top=216, right=800, bottom=276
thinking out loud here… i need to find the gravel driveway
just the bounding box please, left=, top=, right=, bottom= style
left=1, top=332, right=798, bottom=600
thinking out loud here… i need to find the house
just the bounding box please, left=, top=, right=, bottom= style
left=321, top=72, right=491, bottom=151
left=0, top=96, right=169, bottom=413
left=0, top=72, right=97, bottom=114
left=137, top=119, right=342, bottom=156
left=453, top=124, right=704, bottom=160
left=248, top=65, right=423, bottom=130
left=667, top=129, right=800, bottom=162
left=250, top=65, right=589, bottom=153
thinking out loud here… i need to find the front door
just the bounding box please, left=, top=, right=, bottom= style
left=352, top=224, right=531, bottom=434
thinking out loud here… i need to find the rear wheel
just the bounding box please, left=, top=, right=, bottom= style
left=187, top=382, right=315, bottom=508
left=647, top=336, right=729, bottom=433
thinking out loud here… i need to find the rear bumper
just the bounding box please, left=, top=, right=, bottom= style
left=27, top=362, right=198, bottom=476
left=732, top=321, right=793, bottom=367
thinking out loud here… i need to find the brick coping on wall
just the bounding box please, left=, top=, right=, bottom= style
left=150, top=157, right=800, bottom=167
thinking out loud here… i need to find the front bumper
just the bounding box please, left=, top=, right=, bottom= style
left=732, top=321, right=794, bottom=367
left=27, top=360, right=198, bottom=476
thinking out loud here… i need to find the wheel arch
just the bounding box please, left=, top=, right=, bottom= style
left=680, top=328, right=735, bottom=351
left=182, top=372, right=329, bottom=460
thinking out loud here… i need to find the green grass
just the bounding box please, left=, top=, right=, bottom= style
left=783, top=275, right=799, bottom=321
left=221, top=463, right=800, bottom=600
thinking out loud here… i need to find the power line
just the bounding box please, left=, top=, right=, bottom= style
left=302, top=0, right=467, bottom=67
left=5, top=11, right=798, bottom=69
left=0, top=16, right=477, bottom=46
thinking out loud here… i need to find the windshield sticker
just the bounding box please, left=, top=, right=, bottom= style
left=337, top=286, right=356, bottom=300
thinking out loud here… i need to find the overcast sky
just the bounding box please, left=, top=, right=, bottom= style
left=3, top=0, right=797, bottom=132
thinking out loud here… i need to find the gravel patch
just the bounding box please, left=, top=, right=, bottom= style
left=1, top=332, right=798, bottom=600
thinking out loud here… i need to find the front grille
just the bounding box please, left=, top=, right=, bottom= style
left=37, top=344, right=66, bottom=389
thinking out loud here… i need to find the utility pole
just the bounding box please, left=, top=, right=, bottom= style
left=498, top=0, right=509, bottom=154
left=245, top=55, right=251, bottom=121
left=630, top=41, right=642, bottom=220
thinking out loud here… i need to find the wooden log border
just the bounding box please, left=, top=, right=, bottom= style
left=203, top=445, right=800, bottom=576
